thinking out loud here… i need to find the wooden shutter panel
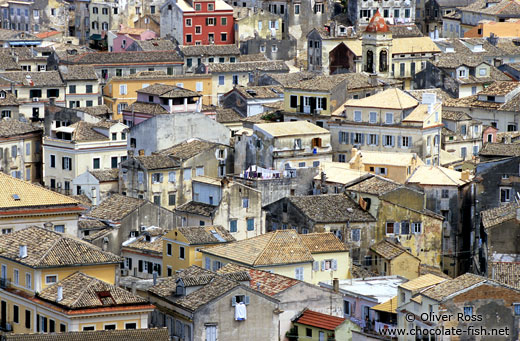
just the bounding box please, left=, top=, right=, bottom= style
left=128, top=257, right=133, bottom=270
left=313, top=261, right=319, bottom=271
left=138, top=260, right=143, bottom=272
left=332, top=259, right=338, bottom=271
left=231, top=296, right=237, bottom=306
left=244, top=295, right=250, bottom=305
left=322, top=97, right=327, bottom=110
left=148, top=262, right=153, bottom=274
left=321, top=260, right=325, bottom=271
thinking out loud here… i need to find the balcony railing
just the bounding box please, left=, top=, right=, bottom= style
left=0, top=278, right=10, bottom=289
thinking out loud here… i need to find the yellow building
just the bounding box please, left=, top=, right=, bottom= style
left=0, top=172, right=84, bottom=236
left=103, top=71, right=212, bottom=120
left=0, top=226, right=154, bottom=333
left=292, top=309, right=349, bottom=341
left=162, top=225, right=235, bottom=275
left=370, top=239, right=421, bottom=279
left=349, top=148, right=425, bottom=184
left=201, top=230, right=349, bottom=285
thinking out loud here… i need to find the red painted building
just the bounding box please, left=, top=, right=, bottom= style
left=162, top=0, right=235, bottom=46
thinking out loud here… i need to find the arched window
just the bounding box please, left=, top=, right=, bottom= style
left=379, top=50, right=388, bottom=72
left=366, top=50, right=373, bottom=73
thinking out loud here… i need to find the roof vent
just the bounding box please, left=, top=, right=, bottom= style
left=19, top=245, right=27, bottom=259
left=210, top=230, right=226, bottom=242
left=12, top=194, right=20, bottom=201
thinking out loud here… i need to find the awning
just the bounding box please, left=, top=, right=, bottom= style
left=371, top=296, right=398, bottom=314
left=89, top=34, right=103, bottom=41
left=55, top=126, right=75, bottom=134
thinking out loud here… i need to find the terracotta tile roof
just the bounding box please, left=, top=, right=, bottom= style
left=346, top=175, right=402, bottom=196
left=239, top=53, right=268, bottom=62
left=34, top=30, right=62, bottom=39
left=82, top=228, right=114, bottom=242
left=133, top=154, right=180, bottom=170
left=407, top=166, right=472, bottom=186
left=389, top=24, right=423, bottom=38
left=3, top=328, right=170, bottom=341
left=399, top=274, right=448, bottom=291
left=300, top=232, right=348, bottom=253
left=479, top=142, right=520, bottom=157
left=78, top=105, right=113, bottom=117
left=345, top=88, right=418, bottom=110
left=263, top=71, right=316, bottom=87
left=490, top=262, right=520, bottom=288
left=59, top=65, right=97, bottom=81
left=0, top=226, right=121, bottom=268
left=0, top=173, right=80, bottom=209
left=181, top=44, right=240, bottom=56
left=123, top=233, right=164, bottom=253
left=88, top=169, right=119, bottom=182
left=78, top=219, right=108, bottom=230
left=231, top=85, right=283, bottom=99
left=350, top=264, right=378, bottom=278
left=70, top=195, right=92, bottom=209
left=481, top=202, right=519, bottom=229
left=137, top=83, right=200, bottom=98
left=215, top=108, right=243, bottom=123
left=0, top=91, right=20, bottom=106
left=0, top=71, right=63, bottom=87
left=419, top=264, right=452, bottom=279
left=287, top=194, right=376, bottom=223
left=174, top=201, right=217, bottom=217
left=71, top=50, right=183, bottom=65
left=421, top=273, right=486, bottom=301
left=0, top=119, right=40, bottom=137
left=478, top=81, right=520, bottom=96
left=0, top=29, right=39, bottom=41
left=158, top=138, right=224, bottom=159
left=38, top=272, right=147, bottom=309
left=284, top=73, right=349, bottom=91
left=208, top=60, right=289, bottom=73
left=217, top=263, right=299, bottom=296
left=66, top=121, right=108, bottom=142
left=442, top=110, right=472, bottom=121
left=133, top=39, right=175, bottom=51
left=87, top=194, right=146, bottom=222
left=201, top=230, right=315, bottom=266
left=0, top=51, right=20, bottom=70
left=406, top=88, right=454, bottom=102
left=125, top=102, right=169, bottom=115
left=365, top=10, right=389, bottom=33
left=459, top=0, right=520, bottom=15
left=177, top=225, right=235, bottom=245
left=370, top=239, right=416, bottom=260
left=293, top=309, right=346, bottom=330
left=149, top=265, right=249, bottom=311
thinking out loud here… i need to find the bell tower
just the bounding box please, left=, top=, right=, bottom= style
left=361, top=10, right=393, bottom=78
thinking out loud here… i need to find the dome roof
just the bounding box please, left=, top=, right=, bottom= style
left=365, top=10, right=390, bottom=33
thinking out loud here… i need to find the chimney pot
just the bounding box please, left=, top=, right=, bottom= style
left=19, top=245, right=27, bottom=258
left=333, top=278, right=339, bottom=293
left=57, top=285, right=63, bottom=302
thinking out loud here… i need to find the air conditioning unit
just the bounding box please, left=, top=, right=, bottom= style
left=32, top=97, right=39, bottom=102
left=103, top=236, right=109, bottom=243
left=140, top=225, right=147, bottom=231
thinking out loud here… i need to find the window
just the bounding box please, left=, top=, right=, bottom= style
left=104, top=324, right=116, bottom=330
left=54, top=225, right=65, bottom=233
left=272, top=44, right=278, bottom=52
left=153, top=195, right=161, bottom=205
left=185, top=18, right=192, bottom=26
left=463, top=306, right=473, bottom=316
left=247, top=218, right=254, bottom=231
left=401, top=221, right=410, bottom=235
left=306, top=328, right=312, bottom=337
left=83, top=326, right=95, bottom=331
left=442, top=189, right=449, bottom=198
left=221, top=17, right=227, bottom=25
left=168, top=194, right=176, bottom=206
left=461, top=147, right=467, bottom=159
left=386, top=222, right=394, bottom=234
left=25, top=273, right=31, bottom=289
left=338, top=154, right=346, bottom=162
left=354, top=110, right=362, bottom=122
left=25, top=310, right=31, bottom=329
left=13, top=305, right=19, bottom=324
left=33, top=9, right=39, bottom=18
left=232, top=74, right=238, bottom=85
left=501, top=188, right=512, bottom=202
left=385, top=112, right=393, bottom=124
left=196, top=166, right=204, bottom=176
left=242, top=198, right=249, bottom=208
left=383, top=135, right=394, bottom=147
left=168, top=171, right=176, bottom=182
left=218, top=75, right=225, bottom=85
left=125, top=323, right=137, bottom=330
left=351, top=229, right=360, bottom=242
left=369, top=111, right=377, bottom=123
left=138, top=171, right=144, bottom=183
left=119, top=84, right=127, bottom=95
left=152, top=173, right=163, bottom=183
left=479, top=68, right=486, bottom=76
left=413, top=222, right=422, bottom=233
left=183, top=168, right=192, bottom=180
left=179, top=246, right=185, bottom=259
left=295, top=4, right=300, bottom=14
left=13, top=269, right=18, bottom=284
left=186, top=34, right=192, bottom=43
left=230, top=220, right=237, bottom=232
left=295, top=267, right=304, bottom=280
left=45, top=275, right=57, bottom=284
left=368, top=134, right=378, bottom=145
left=514, top=303, right=520, bottom=316
left=402, top=136, right=410, bottom=148
left=93, top=158, right=100, bottom=169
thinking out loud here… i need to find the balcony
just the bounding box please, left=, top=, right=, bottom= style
left=0, top=320, right=13, bottom=332
left=0, top=278, right=10, bottom=289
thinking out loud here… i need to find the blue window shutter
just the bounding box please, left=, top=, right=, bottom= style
left=245, top=295, right=250, bottom=305
left=361, top=133, right=365, bottom=145
left=332, top=259, right=337, bottom=270
left=395, top=222, right=400, bottom=234
left=397, top=136, right=401, bottom=147
left=321, top=260, right=325, bottom=271
left=232, top=296, right=237, bottom=306
left=345, top=132, right=349, bottom=144
left=338, top=131, right=342, bottom=144
left=375, top=135, right=379, bottom=145
left=350, top=133, right=355, bottom=144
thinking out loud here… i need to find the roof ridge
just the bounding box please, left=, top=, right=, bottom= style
left=436, top=166, right=459, bottom=185
left=68, top=272, right=101, bottom=307
left=252, top=231, right=279, bottom=266
left=33, top=228, right=65, bottom=265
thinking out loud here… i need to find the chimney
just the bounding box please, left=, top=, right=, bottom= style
left=128, top=149, right=134, bottom=157
left=57, top=285, right=63, bottom=302
left=461, top=170, right=470, bottom=181
left=332, top=278, right=339, bottom=293
left=91, top=186, right=97, bottom=206
left=138, top=149, right=145, bottom=156
left=153, top=271, right=157, bottom=285
left=369, top=73, right=378, bottom=86
left=131, top=281, right=137, bottom=295
left=19, top=245, right=27, bottom=258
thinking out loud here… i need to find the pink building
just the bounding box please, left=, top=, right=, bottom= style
left=483, top=125, right=498, bottom=144
left=112, top=27, right=157, bottom=52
